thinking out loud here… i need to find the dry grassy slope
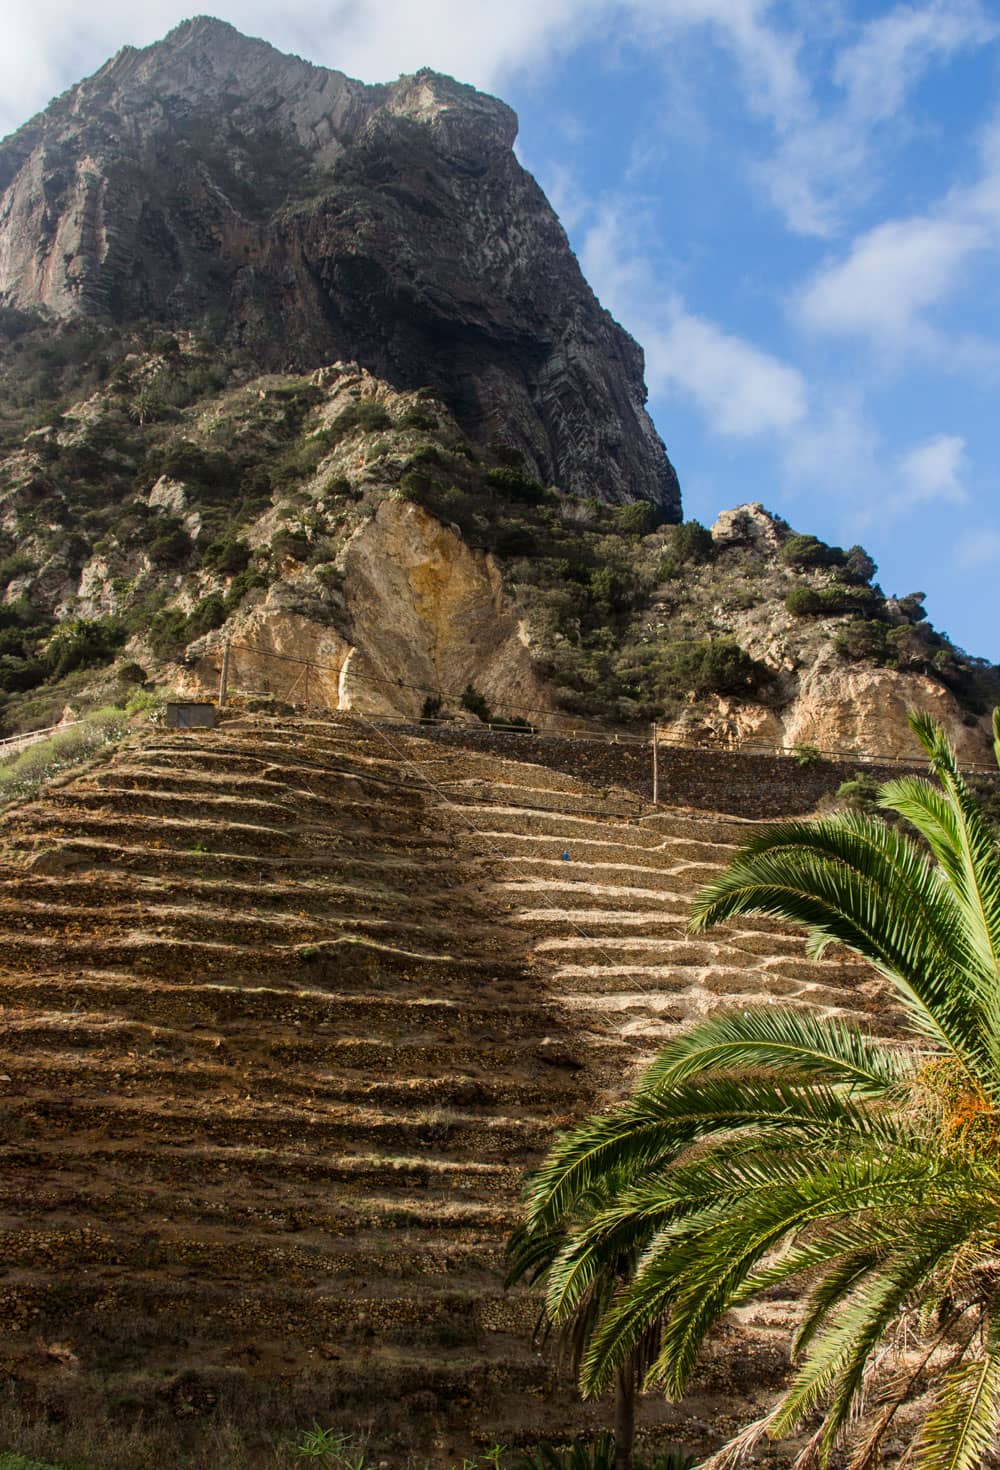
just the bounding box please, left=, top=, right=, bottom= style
left=0, top=716, right=896, bottom=1463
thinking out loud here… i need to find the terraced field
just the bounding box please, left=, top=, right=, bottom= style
left=0, top=714, right=890, bottom=1464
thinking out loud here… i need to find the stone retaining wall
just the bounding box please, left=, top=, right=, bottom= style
left=385, top=723, right=999, bottom=819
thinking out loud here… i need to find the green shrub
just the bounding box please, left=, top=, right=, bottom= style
left=514, top=1432, right=616, bottom=1470
left=493, top=525, right=539, bottom=557
left=785, top=587, right=825, bottom=616
left=897, top=590, right=928, bottom=623
left=0, top=596, right=50, bottom=635
left=0, top=705, right=130, bottom=804
left=780, top=534, right=847, bottom=570
left=395, top=470, right=436, bottom=505
left=330, top=398, right=391, bottom=440
left=407, top=443, right=446, bottom=469
left=270, top=528, right=311, bottom=562
left=793, top=743, right=822, bottom=769
left=842, top=544, right=877, bottom=584
left=44, top=617, right=125, bottom=679
left=276, top=431, right=334, bottom=483
left=659, top=519, right=714, bottom=577
left=313, top=564, right=344, bottom=595
left=0, top=654, right=46, bottom=693
left=397, top=408, right=438, bottom=431
left=203, top=537, right=251, bottom=574
left=324, top=475, right=356, bottom=499
left=616, top=501, right=659, bottom=536
left=485, top=465, right=545, bottom=505
left=673, top=518, right=715, bottom=563
left=589, top=566, right=641, bottom=615
left=493, top=714, right=536, bottom=732
left=444, top=435, right=477, bottom=460
left=786, top=585, right=883, bottom=619
left=224, top=569, right=268, bottom=614
left=461, top=684, right=492, bottom=723
left=0, top=550, right=35, bottom=585
left=836, top=770, right=882, bottom=810
left=124, top=687, right=164, bottom=717
left=148, top=520, right=192, bottom=566
left=147, top=607, right=190, bottom=658
left=513, top=1434, right=695, bottom=1470
left=151, top=440, right=238, bottom=495
left=0, top=1455, right=71, bottom=1469
left=833, top=619, right=891, bottom=663
left=659, top=638, right=771, bottom=700
left=185, top=594, right=226, bottom=640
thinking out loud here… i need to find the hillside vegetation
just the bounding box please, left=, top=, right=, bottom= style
left=0, top=313, right=996, bottom=742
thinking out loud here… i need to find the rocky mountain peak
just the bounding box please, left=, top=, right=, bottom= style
left=0, top=18, right=678, bottom=511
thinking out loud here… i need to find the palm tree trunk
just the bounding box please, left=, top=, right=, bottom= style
left=614, top=1355, right=636, bottom=1470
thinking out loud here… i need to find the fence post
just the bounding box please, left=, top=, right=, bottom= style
left=652, top=722, right=659, bottom=806
left=218, top=638, right=231, bottom=710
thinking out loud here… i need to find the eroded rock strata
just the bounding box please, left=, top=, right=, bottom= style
left=0, top=17, right=679, bottom=511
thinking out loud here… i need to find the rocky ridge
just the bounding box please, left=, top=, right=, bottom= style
left=0, top=336, right=995, bottom=759
left=0, top=17, right=679, bottom=511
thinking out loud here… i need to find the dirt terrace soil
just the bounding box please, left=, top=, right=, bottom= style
left=0, top=714, right=895, bottom=1464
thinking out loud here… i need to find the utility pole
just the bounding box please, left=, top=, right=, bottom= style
left=218, top=638, right=231, bottom=710
left=652, top=722, right=659, bottom=807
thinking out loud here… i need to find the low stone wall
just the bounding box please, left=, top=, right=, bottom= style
left=385, top=722, right=999, bottom=819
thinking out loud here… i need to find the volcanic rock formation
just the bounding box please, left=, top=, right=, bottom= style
left=0, top=17, right=679, bottom=512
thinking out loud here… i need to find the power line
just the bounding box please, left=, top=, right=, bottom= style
left=345, top=708, right=672, bottom=1016
left=218, top=639, right=1000, bottom=774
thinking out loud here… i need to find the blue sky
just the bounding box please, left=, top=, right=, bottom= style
left=3, top=1, right=999, bottom=658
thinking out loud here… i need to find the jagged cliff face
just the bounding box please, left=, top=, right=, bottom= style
left=0, top=17, right=679, bottom=512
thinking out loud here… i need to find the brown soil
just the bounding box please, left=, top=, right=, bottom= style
left=0, top=714, right=892, bottom=1466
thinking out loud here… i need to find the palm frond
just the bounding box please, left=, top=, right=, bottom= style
left=766, top=1212, right=976, bottom=1456
left=910, top=1347, right=1000, bottom=1470
left=904, top=709, right=1000, bottom=1041
left=507, top=709, right=1000, bottom=1470
left=519, top=1072, right=897, bottom=1231
left=582, top=1147, right=953, bottom=1401
left=688, top=813, right=989, bottom=1076
left=636, top=1009, right=912, bottom=1097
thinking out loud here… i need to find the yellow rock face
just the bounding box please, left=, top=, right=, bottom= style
left=193, top=498, right=551, bottom=723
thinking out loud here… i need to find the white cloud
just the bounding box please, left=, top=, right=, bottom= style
left=954, top=528, right=1000, bottom=567
left=580, top=200, right=807, bottom=437
left=795, top=215, right=984, bottom=344
left=835, top=0, right=996, bottom=123
left=897, top=434, right=969, bottom=508
left=760, top=0, right=998, bottom=235
left=0, top=0, right=811, bottom=141
left=644, top=307, right=808, bottom=435
left=781, top=393, right=880, bottom=496
left=774, top=390, right=971, bottom=537
left=624, top=0, right=807, bottom=129
left=792, top=94, right=1000, bottom=350
left=758, top=121, right=869, bottom=238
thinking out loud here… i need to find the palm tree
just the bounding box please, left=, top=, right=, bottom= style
left=514, top=710, right=1000, bottom=1470
left=506, top=1171, right=661, bottom=1470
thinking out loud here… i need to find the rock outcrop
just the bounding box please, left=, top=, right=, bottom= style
left=0, top=17, right=679, bottom=512
left=189, top=498, right=552, bottom=721
left=652, top=503, right=995, bottom=764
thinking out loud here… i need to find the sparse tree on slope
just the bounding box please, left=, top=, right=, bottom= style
left=513, top=709, right=1000, bottom=1470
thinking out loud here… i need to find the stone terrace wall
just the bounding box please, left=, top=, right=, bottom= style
left=379, top=723, right=1000, bottom=819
